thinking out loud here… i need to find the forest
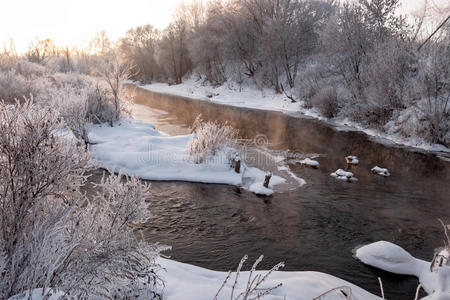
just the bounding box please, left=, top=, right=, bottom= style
left=3, top=0, right=448, bottom=147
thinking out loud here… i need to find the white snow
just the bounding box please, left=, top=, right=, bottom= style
left=371, top=166, right=390, bottom=177
left=248, top=183, right=274, bottom=195
left=345, top=156, right=359, bottom=165
left=137, top=79, right=305, bottom=116
left=330, top=169, right=358, bottom=182
left=134, top=80, right=450, bottom=156
left=356, top=241, right=450, bottom=299
left=88, top=118, right=286, bottom=194
left=9, top=257, right=383, bottom=300
left=157, top=257, right=381, bottom=300
left=300, top=158, right=320, bottom=167
left=8, top=288, right=65, bottom=300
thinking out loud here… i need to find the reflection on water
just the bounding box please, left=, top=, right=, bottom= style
left=127, top=86, right=449, bottom=299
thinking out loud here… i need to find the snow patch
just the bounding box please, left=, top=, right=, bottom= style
left=8, top=288, right=65, bottom=300
left=371, top=166, right=390, bottom=177
left=89, top=118, right=285, bottom=194
left=300, top=158, right=320, bottom=167
left=157, top=258, right=381, bottom=300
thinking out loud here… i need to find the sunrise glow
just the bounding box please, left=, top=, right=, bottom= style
left=0, top=0, right=187, bottom=53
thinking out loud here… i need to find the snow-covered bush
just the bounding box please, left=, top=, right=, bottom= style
left=0, top=56, right=47, bottom=79
left=0, top=101, right=164, bottom=299
left=296, top=65, right=326, bottom=107
left=0, top=70, right=36, bottom=102
left=188, top=115, right=238, bottom=164
left=56, top=173, right=166, bottom=298
left=311, top=86, right=341, bottom=118
left=48, top=85, right=92, bottom=145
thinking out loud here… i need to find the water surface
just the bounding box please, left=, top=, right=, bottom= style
left=127, top=86, right=450, bottom=299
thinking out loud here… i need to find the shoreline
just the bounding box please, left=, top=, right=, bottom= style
left=128, top=81, right=450, bottom=160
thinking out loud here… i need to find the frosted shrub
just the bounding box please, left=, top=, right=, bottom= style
left=97, top=54, right=133, bottom=125
left=0, top=101, right=164, bottom=299
left=43, top=72, right=123, bottom=128
left=0, top=70, right=36, bottom=102
left=0, top=100, right=90, bottom=297
left=85, top=82, right=120, bottom=124
left=311, top=86, right=341, bottom=118
left=48, top=85, right=91, bottom=145
left=0, top=56, right=47, bottom=79
left=56, top=173, right=166, bottom=298
left=48, top=72, right=92, bottom=90
left=188, top=115, right=238, bottom=164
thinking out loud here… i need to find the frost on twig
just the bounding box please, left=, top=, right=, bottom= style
left=213, top=254, right=284, bottom=300
left=312, top=286, right=353, bottom=300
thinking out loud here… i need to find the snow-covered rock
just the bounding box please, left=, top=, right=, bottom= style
left=356, top=241, right=450, bottom=299
left=299, top=158, right=320, bottom=168
left=345, top=156, right=359, bottom=165
left=331, top=169, right=358, bottom=182
left=371, top=166, right=390, bottom=177
left=248, top=182, right=274, bottom=195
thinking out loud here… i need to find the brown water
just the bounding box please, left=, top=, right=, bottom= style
left=127, top=86, right=449, bottom=299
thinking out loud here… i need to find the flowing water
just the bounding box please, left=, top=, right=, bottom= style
left=124, top=86, right=449, bottom=299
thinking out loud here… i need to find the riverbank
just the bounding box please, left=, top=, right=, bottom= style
left=9, top=256, right=382, bottom=300
left=132, top=79, right=450, bottom=158
left=157, top=257, right=382, bottom=299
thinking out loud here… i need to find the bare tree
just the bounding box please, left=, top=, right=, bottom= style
left=159, top=16, right=192, bottom=84
left=97, top=53, right=133, bottom=124
left=26, top=39, right=58, bottom=65
left=119, top=25, right=161, bottom=82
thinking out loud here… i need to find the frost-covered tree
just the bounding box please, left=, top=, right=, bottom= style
left=26, top=39, right=58, bottom=65
left=0, top=100, right=164, bottom=299
left=416, top=33, right=450, bottom=145
left=119, top=25, right=162, bottom=82
left=159, top=15, right=192, bottom=84
left=97, top=52, right=132, bottom=125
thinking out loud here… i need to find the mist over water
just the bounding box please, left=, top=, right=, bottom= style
left=128, top=86, right=449, bottom=299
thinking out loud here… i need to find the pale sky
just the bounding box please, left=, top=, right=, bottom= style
left=0, top=0, right=186, bottom=53
left=0, top=0, right=435, bottom=53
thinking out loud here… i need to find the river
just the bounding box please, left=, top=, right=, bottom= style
left=126, top=85, right=450, bottom=299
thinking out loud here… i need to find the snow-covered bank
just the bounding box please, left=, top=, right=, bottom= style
left=88, top=118, right=286, bottom=194
left=133, top=80, right=450, bottom=155
left=6, top=257, right=382, bottom=300
left=158, top=257, right=381, bottom=300
left=356, top=241, right=450, bottom=299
